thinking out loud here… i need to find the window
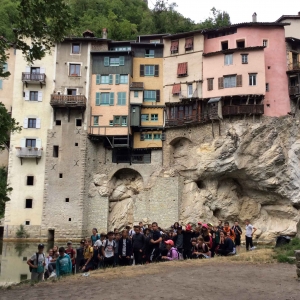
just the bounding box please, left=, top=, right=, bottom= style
left=153, top=134, right=161, bottom=140
left=30, top=91, right=38, bottom=101
left=100, top=75, right=109, bottom=84
left=177, top=62, right=188, bottom=77
left=185, top=38, right=193, bottom=51
left=150, top=39, right=160, bottom=43
left=53, top=145, right=59, bottom=157
left=187, top=84, right=193, bottom=97
left=25, top=221, right=30, bottom=225
left=242, top=54, right=248, bottom=64
left=134, top=91, right=139, bottom=98
left=144, top=133, right=152, bottom=140
left=26, top=139, right=36, bottom=147
left=119, top=75, right=128, bottom=84
left=67, top=89, right=76, bottom=95
left=224, top=54, right=233, bottom=65
left=144, top=90, right=156, bottom=102
left=266, top=83, right=269, bottom=92
left=236, top=40, right=245, bottom=48
left=145, top=50, right=155, bottom=58
left=2, top=63, right=8, bottom=72
left=121, top=116, right=127, bottom=126
left=69, top=64, right=80, bottom=76
left=224, top=76, right=237, bottom=88
left=109, top=120, right=113, bottom=126
left=65, top=198, right=69, bottom=202
left=221, top=41, right=228, bottom=50
left=76, top=119, right=82, bottom=126
left=263, top=40, right=268, bottom=47
left=114, top=116, right=120, bottom=125
left=75, top=143, right=78, bottom=146
left=94, top=116, right=99, bottom=125
left=151, top=114, right=158, bottom=121
left=141, top=114, right=149, bottom=121
left=25, top=199, right=32, bottom=208
left=28, top=118, right=36, bottom=128
left=117, top=92, right=126, bottom=105
left=56, top=120, right=61, bottom=126
left=170, top=40, right=179, bottom=54
left=72, top=43, right=80, bottom=54
left=27, top=176, right=34, bottom=185
left=31, top=67, right=40, bottom=74
left=249, top=74, right=257, bottom=86
left=99, top=93, right=109, bottom=105
left=145, top=65, right=155, bottom=76
left=208, top=78, right=214, bottom=91
left=104, top=56, right=124, bottom=66
left=59, top=173, right=63, bottom=178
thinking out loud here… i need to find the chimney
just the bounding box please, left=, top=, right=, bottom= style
left=252, top=12, right=257, bottom=22
left=102, top=28, right=108, bottom=39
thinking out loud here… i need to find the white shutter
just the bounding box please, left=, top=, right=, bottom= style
left=36, top=118, right=41, bottom=128
left=24, top=91, right=30, bottom=101
left=25, top=66, right=30, bottom=73
left=20, top=138, right=26, bottom=148
left=40, top=67, right=45, bottom=74
left=36, top=138, right=42, bottom=148
left=23, top=118, right=28, bottom=129
left=38, top=91, right=43, bottom=102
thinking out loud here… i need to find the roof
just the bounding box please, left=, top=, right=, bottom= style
left=91, top=50, right=133, bottom=55
left=275, top=15, right=300, bottom=23
left=64, top=37, right=111, bottom=42
left=163, top=30, right=203, bottom=39
left=203, top=46, right=265, bottom=57
left=130, top=82, right=144, bottom=90
left=130, top=42, right=164, bottom=47
left=202, top=22, right=290, bottom=34
left=138, top=33, right=168, bottom=38
left=286, top=37, right=300, bottom=43
left=208, top=97, right=221, bottom=104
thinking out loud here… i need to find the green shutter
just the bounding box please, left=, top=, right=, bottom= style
left=104, top=57, right=109, bottom=66
left=96, top=92, right=101, bottom=106
left=109, top=74, right=113, bottom=85
left=119, top=56, right=125, bottom=66
left=96, top=74, right=101, bottom=85
left=123, top=92, right=126, bottom=105
left=109, top=92, right=114, bottom=105
left=115, top=74, right=120, bottom=85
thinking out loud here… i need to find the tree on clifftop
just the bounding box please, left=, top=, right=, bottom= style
left=196, top=7, right=231, bottom=30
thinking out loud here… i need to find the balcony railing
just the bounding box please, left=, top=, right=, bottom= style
left=22, top=72, right=46, bottom=84
left=288, top=62, right=300, bottom=71
left=289, top=85, right=300, bottom=96
left=50, top=94, right=87, bottom=108
left=222, top=105, right=264, bottom=116
left=166, top=114, right=208, bottom=127
left=16, top=147, right=42, bottom=165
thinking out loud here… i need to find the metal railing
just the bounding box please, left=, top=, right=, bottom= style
left=22, top=72, right=46, bottom=82
left=50, top=94, right=87, bottom=107
left=289, top=85, right=300, bottom=95
left=16, top=147, right=42, bottom=158
left=166, top=114, right=208, bottom=127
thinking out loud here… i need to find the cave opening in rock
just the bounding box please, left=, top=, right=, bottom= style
left=195, top=180, right=205, bottom=189
left=293, top=203, right=300, bottom=210
left=213, top=208, right=221, bottom=219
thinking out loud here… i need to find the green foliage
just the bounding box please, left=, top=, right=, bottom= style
left=195, top=7, right=231, bottom=30
left=273, top=237, right=300, bottom=264
left=16, top=225, right=30, bottom=238
left=0, top=167, right=12, bottom=218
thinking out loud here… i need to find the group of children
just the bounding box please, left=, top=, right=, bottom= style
left=27, top=219, right=257, bottom=281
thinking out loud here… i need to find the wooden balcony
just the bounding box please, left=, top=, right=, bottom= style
left=222, top=105, right=264, bottom=116
left=22, top=72, right=46, bottom=87
left=288, top=62, right=300, bottom=72
left=289, top=85, right=300, bottom=96
left=16, top=147, right=42, bottom=165
left=50, top=94, right=87, bottom=108
left=166, top=114, right=207, bottom=127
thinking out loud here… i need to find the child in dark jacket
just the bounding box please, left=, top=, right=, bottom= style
left=118, top=230, right=132, bottom=266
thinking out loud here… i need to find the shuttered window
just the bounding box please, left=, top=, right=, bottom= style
left=208, top=78, right=214, bottom=91
left=170, top=40, right=179, bottom=54
left=224, top=75, right=237, bottom=88
left=100, top=75, right=109, bottom=84
left=117, top=92, right=126, bottom=105
left=96, top=92, right=101, bottom=105
left=218, top=77, right=224, bottom=89
left=185, top=38, right=193, bottom=51
left=177, top=63, right=188, bottom=77
left=109, top=74, right=113, bottom=85
left=237, top=75, right=242, bottom=87
left=140, top=65, right=158, bottom=76
left=96, top=74, right=101, bottom=85
left=144, top=90, right=156, bottom=102
left=115, top=74, right=120, bottom=84
left=120, top=75, right=128, bottom=84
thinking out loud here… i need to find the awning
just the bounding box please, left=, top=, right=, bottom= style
left=172, top=84, right=181, bottom=94
left=130, top=82, right=144, bottom=90
left=177, top=62, right=187, bottom=76
left=170, top=40, right=179, bottom=51
left=185, top=37, right=193, bottom=49
left=208, top=97, right=221, bottom=104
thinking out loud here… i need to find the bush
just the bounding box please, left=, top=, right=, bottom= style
left=274, top=237, right=300, bottom=264
left=16, top=225, right=30, bottom=238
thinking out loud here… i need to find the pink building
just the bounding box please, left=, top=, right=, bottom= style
left=203, top=22, right=290, bottom=117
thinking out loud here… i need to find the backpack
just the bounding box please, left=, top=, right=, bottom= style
left=174, top=248, right=183, bottom=260
left=104, top=239, right=115, bottom=250
left=29, top=253, right=44, bottom=272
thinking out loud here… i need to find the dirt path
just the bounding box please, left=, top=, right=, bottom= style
left=2, top=259, right=300, bottom=300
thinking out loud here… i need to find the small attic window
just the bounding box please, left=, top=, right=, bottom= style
left=82, top=30, right=95, bottom=38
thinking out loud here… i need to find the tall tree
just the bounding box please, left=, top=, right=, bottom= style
left=196, top=7, right=231, bottom=30
left=0, top=167, right=12, bottom=218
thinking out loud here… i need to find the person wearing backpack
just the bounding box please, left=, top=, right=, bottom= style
left=161, top=240, right=179, bottom=261
left=102, top=231, right=115, bottom=267
left=56, top=247, right=72, bottom=277
left=27, top=243, right=46, bottom=282
left=232, top=221, right=242, bottom=253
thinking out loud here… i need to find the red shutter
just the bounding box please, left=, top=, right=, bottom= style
left=170, top=40, right=179, bottom=52
left=185, top=37, right=193, bottom=49
left=177, top=62, right=188, bottom=76
left=172, top=84, right=181, bottom=94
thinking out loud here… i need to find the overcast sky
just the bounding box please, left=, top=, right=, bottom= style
left=148, top=0, right=299, bottom=24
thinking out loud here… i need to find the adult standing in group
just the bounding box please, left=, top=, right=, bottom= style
left=27, top=243, right=46, bottom=282
left=245, top=219, right=257, bottom=251
left=150, top=222, right=162, bottom=262
left=132, top=225, right=145, bottom=265
left=183, top=224, right=193, bottom=259
left=232, top=221, right=242, bottom=252
left=91, top=228, right=100, bottom=245
left=173, top=225, right=184, bottom=254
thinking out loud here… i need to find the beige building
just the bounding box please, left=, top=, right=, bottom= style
left=276, top=13, right=300, bottom=39
left=4, top=42, right=55, bottom=238
left=0, top=48, right=16, bottom=167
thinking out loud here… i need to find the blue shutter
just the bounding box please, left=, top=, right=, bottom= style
left=119, top=56, right=125, bottom=66
left=96, top=74, right=101, bottom=85
left=109, top=74, right=113, bottom=85
left=104, top=57, right=109, bottom=66
left=0, top=80, right=2, bottom=89
left=96, top=92, right=101, bottom=106
left=109, top=92, right=114, bottom=105
left=115, top=74, right=120, bottom=85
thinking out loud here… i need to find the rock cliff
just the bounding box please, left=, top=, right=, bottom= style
left=88, top=117, right=300, bottom=241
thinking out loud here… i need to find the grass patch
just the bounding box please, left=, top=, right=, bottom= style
left=273, top=237, right=300, bottom=264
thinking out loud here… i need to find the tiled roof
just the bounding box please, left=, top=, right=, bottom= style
left=275, top=15, right=300, bottom=23
left=130, top=82, right=144, bottom=90
left=203, top=46, right=265, bottom=57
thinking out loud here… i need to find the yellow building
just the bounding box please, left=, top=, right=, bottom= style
left=130, top=34, right=165, bottom=150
